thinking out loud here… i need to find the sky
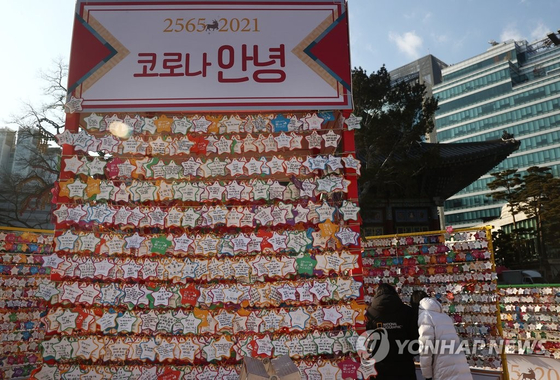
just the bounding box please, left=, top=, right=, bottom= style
left=1, top=0, right=559, bottom=128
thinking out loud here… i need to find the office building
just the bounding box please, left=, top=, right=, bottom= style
left=11, top=128, right=58, bottom=181
left=433, top=32, right=560, bottom=227
left=390, top=55, right=448, bottom=142
left=0, top=127, right=58, bottom=229
left=0, top=129, right=16, bottom=172
left=389, top=54, right=448, bottom=90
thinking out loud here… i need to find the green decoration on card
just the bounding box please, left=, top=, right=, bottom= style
left=296, top=254, right=317, bottom=275
left=150, top=236, right=172, bottom=254
left=144, top=157, right=160, bottom=177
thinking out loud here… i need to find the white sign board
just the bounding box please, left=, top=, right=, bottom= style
left=67, top=0, right=352, bottom=112
left=507, top=354, right=560, bottom=380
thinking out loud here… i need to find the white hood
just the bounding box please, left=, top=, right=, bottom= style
left=417, top=297, right=473, bottom=380
left=420, top=297, right=442, bottom=313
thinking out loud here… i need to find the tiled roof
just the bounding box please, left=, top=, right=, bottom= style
left=420, top=139, right=521, bottom=200
left=362, top=138, right=520, bottom=201
left=429, top=139, right=520, bottom=162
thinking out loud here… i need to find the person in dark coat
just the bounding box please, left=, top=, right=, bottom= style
left=365, top=283, right=419, bottom=380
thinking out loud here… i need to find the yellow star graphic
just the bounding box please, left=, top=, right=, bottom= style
left=193, top=308, right=209, bottom=333
left=58, top=179, right=71, bottom=198
left=351, top=301, right=367, bottom=325
left=318, top=219, right=338, bottom=239
left=85, top=177, right=102, bottom=199
left=206, top=115, right=223, bottom=134
left=155, top=115, right=172, bottom=133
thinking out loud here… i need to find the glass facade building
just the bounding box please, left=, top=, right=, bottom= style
left=433, top=36, right=560, bottom=227
left=390, top=55, right=448, bottom=142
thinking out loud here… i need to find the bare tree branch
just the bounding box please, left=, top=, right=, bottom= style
left=0, top=59, right=66, bottom=229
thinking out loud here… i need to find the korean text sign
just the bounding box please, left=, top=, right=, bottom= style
left=68, top=0, right=352, bottom=112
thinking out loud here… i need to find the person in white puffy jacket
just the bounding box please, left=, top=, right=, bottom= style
left=417, top=297, right=473, bottom=380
